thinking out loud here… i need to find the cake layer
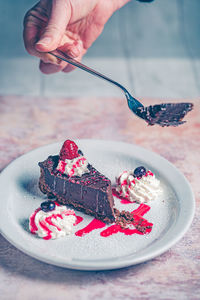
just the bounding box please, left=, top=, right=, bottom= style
left=38, top=156, right=115, bottom=223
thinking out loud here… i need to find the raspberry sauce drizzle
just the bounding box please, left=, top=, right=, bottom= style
left=75, top=218, right=106, bottom=237
left=101, top=204, right=152, bottom=237
left=41, top=214, right=83, bottom=240
left=45, top=214, right=62, bottom=232
left=112, top=188, right=132, bottom=204
left=30, top=204, right=83, bottom=240
left=39, top=220, right=52, bottom=240
left=29, top=208, right=41, bottom=233
left=101, top=225, right=138, bottom=237
left=74, top=216, right=83, bottom=225
left=75, top=204, right=153, bottom=238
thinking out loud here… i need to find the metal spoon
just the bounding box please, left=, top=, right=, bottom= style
left=50, top=50, right=193, bottom=127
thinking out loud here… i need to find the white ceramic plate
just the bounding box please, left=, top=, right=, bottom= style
left=0, top=140, right=195, bottom=270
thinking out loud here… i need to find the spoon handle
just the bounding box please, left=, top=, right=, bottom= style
left=50, top=50, right=129, bottom=95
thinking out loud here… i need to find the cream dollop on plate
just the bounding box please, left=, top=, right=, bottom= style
left=116, top=169, right=162, bottom=203
left=29, top=204, right=76, bottom=240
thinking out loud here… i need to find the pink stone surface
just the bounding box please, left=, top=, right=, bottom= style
left=0, top=95, right=199, bottom=299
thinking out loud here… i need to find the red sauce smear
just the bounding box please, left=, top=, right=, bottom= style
left=39, top=220, right=52, bottom=240
left=74, top=215, right=83, bottom=226
left=101, top=225, right=138, bottom=237
left=75, top=203, right=153, bottom=238
left=112, top=188, right=132, bottom=204
left=101, top=204, right=152, bottom=237
left=75, top=218, right=106, bottom=237
left=45, top=214, right=63, bottom=232
left=29, top=208, right=41, bottom=233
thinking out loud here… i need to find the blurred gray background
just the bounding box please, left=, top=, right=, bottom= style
left=0, top=0, right=200, bottom=99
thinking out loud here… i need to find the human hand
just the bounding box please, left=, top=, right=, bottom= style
left=23, top=0, right=129, bottom=74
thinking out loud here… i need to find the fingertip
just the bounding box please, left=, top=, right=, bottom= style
left=39, top=60, right=63, bottom=74
left=62, top=52, right=83, bottom=73
left=35, top=37, right=53, bottom=52
left=62, top=64, right=77, bottom=73
left=68, top=40, right=83, bottom=57
left=59, top=40, right=83, bottom=58
left=67, top=48, right=80, bottom=58
left=35, top=43, right=47, bottom=52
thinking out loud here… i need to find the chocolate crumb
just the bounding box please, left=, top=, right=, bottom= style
left=114, top=208, right=152, bottom=233
left=114, top=208, right=135, bottom=229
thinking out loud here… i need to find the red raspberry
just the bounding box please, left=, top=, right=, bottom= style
left=59, top=140, right=79, bottom=160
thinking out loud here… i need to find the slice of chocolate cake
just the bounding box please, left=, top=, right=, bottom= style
left=38, top=140, right=115, bottom=223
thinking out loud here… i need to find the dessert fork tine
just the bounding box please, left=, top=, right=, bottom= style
left=50, top=50, right=193, bottom=127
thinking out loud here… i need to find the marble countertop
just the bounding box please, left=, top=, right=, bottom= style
left=0, top=95, right=199, bottom=300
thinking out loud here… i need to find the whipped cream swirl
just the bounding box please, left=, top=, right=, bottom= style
left=57, top=156, right=89, bottom=177
left=29, top=205, right=76, bottom=240
left=116, top=170, right=161, bottom=203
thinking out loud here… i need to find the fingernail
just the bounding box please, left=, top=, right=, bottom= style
left=68, top=41, right=82, bottom=58
left=68, top=48, right=79, bottom=58
left=75, top=40, right=82, bottom=51
left=37, top=37, right=52, bottom=46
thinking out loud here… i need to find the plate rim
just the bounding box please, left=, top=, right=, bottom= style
left=0, top=139, right=195, bottom=270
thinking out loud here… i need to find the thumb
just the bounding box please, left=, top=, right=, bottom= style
left=36, top=0, right=71, bottom=52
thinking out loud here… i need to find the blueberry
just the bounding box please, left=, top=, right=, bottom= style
left=133, top=166, right=146, bottom=178
left=78, top=150, right=83, bottom=156
left=40, top=201, right=55, bottom=212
